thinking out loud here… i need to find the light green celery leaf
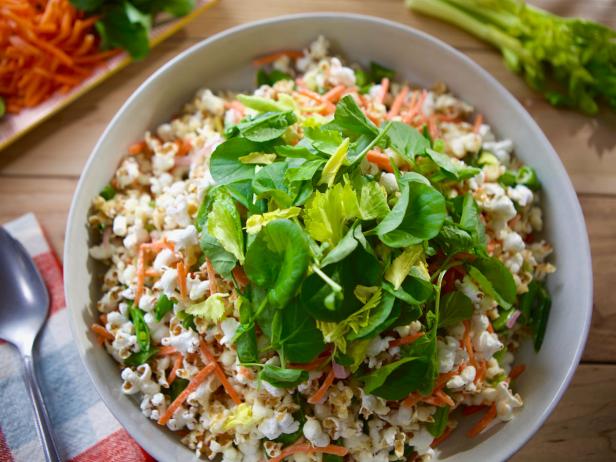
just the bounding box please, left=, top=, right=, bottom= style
left=245, top=207, right=302, bottom=234
left=347, top=338, right=371, bottom=372
left=316, top=288, right=382, bottom=353
left=186, top=293, right=229, bottom=322
left=359, top=181, right=390, bottom=220
left=207, top=191, right=245, bottom=264
left=303, top=182, right=359, bottom=245
left=222, top=403, right=258, bottom=431
left=238, top=152, right=277, bottom=164
left=319, top=138, right=350, bottom=187
left=385, top=245, right=424, bottom=290
left=236, top=94, right=288, bottom=112
left=353, top=285, right=380, bottom=304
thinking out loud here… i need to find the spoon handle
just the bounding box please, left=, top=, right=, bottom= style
left=22, top=354, right=62, bottom=462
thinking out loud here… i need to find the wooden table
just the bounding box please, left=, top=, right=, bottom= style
left=1, top=0, right=615, bottom=459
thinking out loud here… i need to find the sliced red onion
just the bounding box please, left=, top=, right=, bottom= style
left=506, top=310, right=522, bottom=329
left=332, top=362, right=350, bottom=379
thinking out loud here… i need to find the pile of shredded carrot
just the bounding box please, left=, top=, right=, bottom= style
left=0, top=0, right=119, bottom=113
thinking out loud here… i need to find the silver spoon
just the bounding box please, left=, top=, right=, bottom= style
left=0, top=227, right=62, bottom=462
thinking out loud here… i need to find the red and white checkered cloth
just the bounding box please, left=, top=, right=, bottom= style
left=1, top=214, right=154, bottom=462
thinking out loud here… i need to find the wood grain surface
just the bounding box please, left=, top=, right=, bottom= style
left=0, top=0, right=614, bottom=460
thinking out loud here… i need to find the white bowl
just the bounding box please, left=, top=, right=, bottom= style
left=65, top=13, right=593, bottom=462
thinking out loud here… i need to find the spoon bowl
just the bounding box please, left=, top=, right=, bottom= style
left=0, top=227, right=62, bottom=462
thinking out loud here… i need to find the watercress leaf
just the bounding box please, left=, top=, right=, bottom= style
left=427, top=406, right=450, bottom=438
left=199, top=232, right=237, bottom=279
left=320, top=223, right=360, bottom=267
left=532, top=283, right=551, bottom=352
left=324, top=95, right=379, bottom=139
left=210, top=137, right=261, bottom=184
left=279, top=300, right=325, bottom=363
left=237, top=94, right=288, bottom=112
left=99, top=184, right=116, bottom=200
left=274, top=144, right=322, bottom=160
left=423, top=149, right=481, bottom=180
left=154, top=294, right=174, bottom=321
left=439, top=291, right=474, bottom=327
left=347, top=291, right=396, bottom=340
left=434, top=222, right=475, bottom=254
left=185, top=293, right=228, bottom=323
left=303, top=182, right=360, bottom=246
left=69, top=0, right=103, bottom=12
left=469, top=256, right=517, bottom=308
left=246, top=207, right=302, bottom=234
left=304, top=127, right=344, bottom=155
left=207, top=190, right=245, bottom=264
left=358, top=181, right=390, bottom=220
left=362, top=357, right=416, bottom=396
left=460, top=193, right=487, bottom=247
left=124, top=347, right=159, bottom=366
left=251, top=161, right=294, bottom=207
left=129, top=306, right=150, bottom=352
left=95, top=2, right=151, bottom=60
left=384, top=245, right=424, bottom=289
left=369, top=61, right=395, bottom=81
left=159, top=0, right=195, bottom=16
left=387, top=121, right=430, bottom=161
left=259, top=365, right=308, bottom=388
left=285, top=159, right=326, bottom=183
left=319, top=138, right=350, bottom=187
left=244, top=220, right=311, bottom=309
left=233, top=111, right=297, bottom=142
left=377, top=179, right=446, bottom=247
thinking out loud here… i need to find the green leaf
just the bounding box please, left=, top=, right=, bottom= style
left=259, top=365, right=308, bottom=388
left=320, top=223, right=360, bottom=267
left=274, top=144, right=322, bottom=160
left=228, top=111, right=296, bottom=142
left=199, top=232, right=237, bottom=279
left=169, top=377, right=189, bottom=401
left=279, top=300, right=325, bottom=363
left=439, top=291, right=474, bottom=327
left=427, top=406, right=450, bottom=437
left=154, top=294, right=174, bottom=321
left=376, top=176, right=446, bottom=247
left=387, top=121, right=430, bottom=161
left=0, top=97, right=5, bottom=118
left=347, top=291, right=396, bottom=341
left=252, top=162, right=294, bottom=207
left=99, top=184, right=116, bottom=201
left=207, top=190, right=245, bottom=264
left=362, top=357, right=416, bottom=395
left=285, top=159, right=326, bottom=183
left=256, top=69, right=293, bottom=86
left=95, top=2, right=151, bottom=60
left=324, top=95, right=379, bottom=139
left=358, top=181, right=390, bottom=220
left=124, top=347, right=159, bottom=366
left=470, top=256, right=517, bottom=308
left=238, top=152, right=277, bottom=164
left=303, top=182, right=359, bottom=246
left=235, top=297, right=259, bottom=364
left=129, top=306, right=150, bottom=352
left=246, top=207, right=302, bottom=234
left=237, top=94, right=288, bottom=112
left=384, top=245, right=424, bottom=290
left=459, top=193, right=487, bottom=248
left=160, top=0, right=195, bottom=16
left=369, top=61, right=396, bottom=81
left=69, top=0, right=103, bottom=12
left=244, top=220, right=311, bottom=309
left=210, top=137, right=261, bottom=184
left=319, top=138, right=350, bottom=187
left=186, top=293, right=228, bottom=322
left=423, top=149, right=481, bottom=180
left=304, top=127, right=344, bottom=155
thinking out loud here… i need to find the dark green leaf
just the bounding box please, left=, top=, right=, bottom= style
left=124, top=347, right=159, bottom=366
left=304, top=127, right=344, bottom=155
left=320, top=223, right=360, bottom=267
left=228, top=111, right=296, bottom=142
left=469, top=256, right=517, bottom=308
left=439, top=291, right=474, bottom=327
left=279, top=300, right=325, bottom=363
left=69, top=0, right=103, bottom=12
left=199, top=232, right=237, bottom=280
left=387, top=121, right=430, bottom=161
left=427, top=406, right=450, bottom=437
left=169, top=378, right=189, bottom=401
left=285, top=159, right=326, bottom=183
left=129, top=306, right=150, bottom=352
left=324, top=95, right=379, bottom=139
left=99, top=184, right=116, bottom=200
left=369, top=61, right=396, bottom=81
left=423, top=149, right=481, bottom=180
left=259, top=365, right=308, bottom=388
left=347, top=291, right=396, bottom=341
left=95, top=2, right=151, bottom=60
left=210, top=137, right=261, bottom=184
left=155, top=294, right=174, bottom=321
left=244, top=220, right=311, bottom=309
left=161, top=0, right=195, bottom=16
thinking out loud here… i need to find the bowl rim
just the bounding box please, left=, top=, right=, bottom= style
left=65, top=12, right=593, bottom=462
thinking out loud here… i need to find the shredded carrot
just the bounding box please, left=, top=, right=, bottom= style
left=90, top=323, right=114, bottom=343
left=462, top=405, right=487, bottom=416
left=434, top=390, right=455, bottom=407
left=308, top=367, right=336, bottom=404
left=402, top=393, right=422, bottom=407
left=296, top=87, right=335, bottom=113
left=323, top=85, right=347, bottom=102
left=473, top=113, right=484, bottom=133
left=99, top=313, right=108, bottom=324
left=128, top=141, right=146, bottom=155
left=157, top=346, right=178, bottom=356
left=0, top=0, right=120, bottom=113
left=366, top=149, right=394, bottom=173
left=176, top=139, right=192, bottom=157
left=463, top=320, right=478, bottom=370
left=389, top=331, right=424, bottom=348
left=158, top=362, right=216, bottom=425
left=206, top=258, right=219, bottom=295
left=231, top=265, right=250, bottom=287
left=377, top=77, right=390, bottom=104
left=487, top=321, right=494, bottom=333
left=427, top=114, right=440, bottom=139
left=431, top=426, right=453, bottom=448
left=268, top=441, right=348, bottom=462
left=252, top=49, right=304, bottom=67
left=474, top=360, right=487, bottom=384
left=388, top=85, right=409, bottom=119
left=402, top=90, right=427, bottom=124
left=135, top=246, right=147, bottom=305
left=467, top=403, right=497, bottom=438
left=176, top=260, right=188, bottom=301
left=509, top=364, right=526, bottom=380
left=199, top=340, right=242, bottom=404
left=168, top=354, right=183, bottom=386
